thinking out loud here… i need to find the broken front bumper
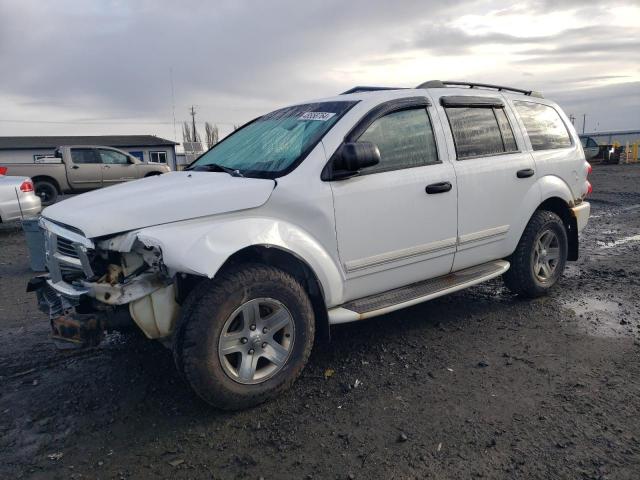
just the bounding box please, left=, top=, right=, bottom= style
left=28, top=276, right=103, bottom=348
left=29, top=272, right=181, bottom=346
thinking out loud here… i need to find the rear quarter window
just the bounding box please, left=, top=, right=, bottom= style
left=513, top=101, right=572, bottom=151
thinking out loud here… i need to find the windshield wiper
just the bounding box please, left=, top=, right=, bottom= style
left=188, top=163, right=244, bottom=177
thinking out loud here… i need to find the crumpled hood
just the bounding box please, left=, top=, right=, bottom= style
left=42, top=171, right=276, bottom=238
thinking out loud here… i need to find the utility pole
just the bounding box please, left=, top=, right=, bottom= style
left=582, top=114, right=586, bottom=134
left=189, top=105, right=197, bottom=140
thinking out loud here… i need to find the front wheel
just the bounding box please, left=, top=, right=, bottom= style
left=503, top=210, right=568, bottom=298
left=173, top=264, right=315, bottom=409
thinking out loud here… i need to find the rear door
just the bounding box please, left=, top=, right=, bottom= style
left=66, top=148, right=103, bottom=189
left=98, top=148, right=139, bottom=185
left=329, top=97, right=458, bottom=300
left=435, top=94, right=539, bottom=271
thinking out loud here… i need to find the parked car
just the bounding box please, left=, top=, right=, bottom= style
left=29, top=80, right=591, bottom=409
left=1, top=146, right=171, bottom=206
left=579, top=135, right=600, bottom=160
left=0, top=170, right=41, bottom=222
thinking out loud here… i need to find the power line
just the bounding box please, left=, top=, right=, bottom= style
left=0, top=118, right=239, bottom=126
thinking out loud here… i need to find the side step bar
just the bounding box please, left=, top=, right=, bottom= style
left=328, top=260, right=510, bottom=324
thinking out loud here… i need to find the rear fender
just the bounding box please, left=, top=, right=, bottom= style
left=506, top=175, right=577, bottom=258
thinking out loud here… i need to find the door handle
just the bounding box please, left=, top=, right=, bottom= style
left=71, top=165, right=79, bottom=169
left=425, top=181, right=452, bottom=194
left=517, top=168, right=535, bottom=178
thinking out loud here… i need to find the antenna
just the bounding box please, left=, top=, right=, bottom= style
left=170, top=67, right=177, bottom=144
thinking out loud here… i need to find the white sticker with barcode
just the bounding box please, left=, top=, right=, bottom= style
left=299, top=111, right=336, bottom=121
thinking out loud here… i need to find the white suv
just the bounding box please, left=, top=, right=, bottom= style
left=31, top=80, right=591, bottom=409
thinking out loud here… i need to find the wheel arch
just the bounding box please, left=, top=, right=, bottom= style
left=31, top=175, right=61, bottom=193
left=216, top=245, right=331, bottom=343
left=536, top=196, right=579, bottom=261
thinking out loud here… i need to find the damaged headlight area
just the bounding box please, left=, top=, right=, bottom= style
left=29, top=220, right=180, bottom=348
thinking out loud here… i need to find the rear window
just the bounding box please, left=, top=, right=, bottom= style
left=444, top=106, right=518, bottom=159
left=513, top=101, right=572, bottom=151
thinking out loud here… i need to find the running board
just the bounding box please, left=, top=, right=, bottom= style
left=328, top=260, right=510, bottom=324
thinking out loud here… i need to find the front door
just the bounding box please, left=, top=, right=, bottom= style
left=98, top=148, right=139, bottom=185
left=436, top=94, right=539, bottom=271
left=67, top=148, right=103, bottom=189
left=330, top=100, right=458, bottom=301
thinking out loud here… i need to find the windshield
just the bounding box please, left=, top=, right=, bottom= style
left=190, top=101, right=357, bottom=178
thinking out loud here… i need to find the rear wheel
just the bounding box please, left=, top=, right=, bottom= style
left=173, top=264, right=315, bottom=409
left=503, top=210, right=568, bottom=298
left=34, top=180, right=58, bottom=206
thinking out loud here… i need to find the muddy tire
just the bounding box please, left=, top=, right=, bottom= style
left=34, top=180, right=58, bottom=206
left=503, top=210, right=568, bottom=298
left=173, top=264, right=315, bottom=410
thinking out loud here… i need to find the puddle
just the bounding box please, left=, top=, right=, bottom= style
left=589, top=203, right=640, bottom=219
left=563, top=297, right=632, bottom=338
left=568, top=298, right=619, bottom=317
left=597, top=234, right=640, bottom=250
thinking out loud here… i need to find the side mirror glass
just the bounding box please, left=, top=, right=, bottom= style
left=336, top=142, right=381, bottom=172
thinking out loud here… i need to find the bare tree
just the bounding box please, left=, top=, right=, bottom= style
left=182, top=121, right=202, bottom=154
left=204, top=122, right=219, bottom=149
left=182, top=121, right=193, bottom=144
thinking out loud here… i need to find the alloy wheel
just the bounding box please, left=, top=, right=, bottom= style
left=218, top=298, right=295, bottom=385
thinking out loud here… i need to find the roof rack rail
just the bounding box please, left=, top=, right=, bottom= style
left=340, top=86, right=404, bottom=95
left=416, top=80, right=543, bottom=98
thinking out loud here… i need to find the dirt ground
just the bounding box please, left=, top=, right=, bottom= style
left=1, top=165, right=639, bottom=480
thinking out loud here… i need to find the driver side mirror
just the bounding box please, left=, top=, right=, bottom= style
left=326, top=142, right=380, bottom=180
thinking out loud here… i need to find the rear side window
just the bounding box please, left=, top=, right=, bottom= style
left=71, top=149, right=99, bottom=164
left=513, top=101, right=572, bottom=151
left=357, top=108, right=439, bottom=173
left=445, top=106, right=518, bottom=159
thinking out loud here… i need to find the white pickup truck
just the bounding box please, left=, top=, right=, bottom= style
left=30, top=80, right=591, bottom=409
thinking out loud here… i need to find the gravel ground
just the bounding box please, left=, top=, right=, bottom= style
left=1, top=164, right=639, bottom=479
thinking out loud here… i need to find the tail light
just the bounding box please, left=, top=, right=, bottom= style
left=0, top=166, right=6, bottom=175
left=20, top=180, right=34, bottom=193
left=583, top=162, right=592, bottom=198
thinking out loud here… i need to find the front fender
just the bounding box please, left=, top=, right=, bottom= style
left=137, top=217, right=344, bottom=306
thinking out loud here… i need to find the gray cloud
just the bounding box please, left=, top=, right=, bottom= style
left=0, top=0, right=638, bottom=138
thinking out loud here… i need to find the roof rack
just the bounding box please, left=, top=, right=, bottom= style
left=416, top=80, right=543, bottom=98
left=340, top=86, right=404, bottom=95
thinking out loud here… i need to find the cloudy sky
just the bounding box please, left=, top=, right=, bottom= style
left=0, top=0, right=638, bottom=145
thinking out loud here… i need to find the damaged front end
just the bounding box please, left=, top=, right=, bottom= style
left=29, top=218, right=180, bottom=348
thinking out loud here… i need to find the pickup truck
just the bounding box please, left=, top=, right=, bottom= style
left=30, top=80, right=591, bottom=410
left=1, top=145, right=170, bottom=205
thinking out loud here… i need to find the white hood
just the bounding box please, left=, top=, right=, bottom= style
left=42, top=171, right=276, bottom=238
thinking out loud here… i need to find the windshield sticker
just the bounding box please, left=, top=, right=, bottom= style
left=299, top=112, right=336, bottom=121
